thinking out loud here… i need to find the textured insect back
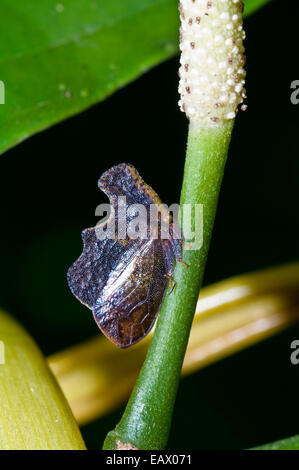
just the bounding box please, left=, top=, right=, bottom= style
left=178, top=0, right=247, bottom=124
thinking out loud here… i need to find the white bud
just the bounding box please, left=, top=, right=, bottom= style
left=178, top=0, right=246, bottom=124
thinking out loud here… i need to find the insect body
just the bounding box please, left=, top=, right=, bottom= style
left=67, top=164, right=184, bottom=348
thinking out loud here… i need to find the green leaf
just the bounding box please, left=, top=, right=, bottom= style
left=253, top=435, right=299, bottom=450
left=0, top=0, right=272, bottom=156
left=244, top=0, right=273, bottom=16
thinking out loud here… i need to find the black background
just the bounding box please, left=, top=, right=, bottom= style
left=0, top=0, right=298, bottom=449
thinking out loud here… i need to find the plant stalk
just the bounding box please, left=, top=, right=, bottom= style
left=103, top=120, right=234, bottom=449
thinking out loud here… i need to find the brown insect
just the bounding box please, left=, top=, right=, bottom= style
left=67, top=164, right=184, bottom=348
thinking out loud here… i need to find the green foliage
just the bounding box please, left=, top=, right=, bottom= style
left=244, top=0, right=273, bottom=15
left=1, top=0, right=290, bottom=452
left=0, top=0, right=178, bottom=155
left=0, top=0, right=271, bottom=156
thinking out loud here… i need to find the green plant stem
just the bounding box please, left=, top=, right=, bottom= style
left=103, top=120, right=234, bottom=450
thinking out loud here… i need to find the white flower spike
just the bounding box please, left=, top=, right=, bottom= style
left=178, top=0, right=247, bottom=124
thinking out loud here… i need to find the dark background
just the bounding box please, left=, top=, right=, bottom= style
left=0, top=0, right=298, bottom=449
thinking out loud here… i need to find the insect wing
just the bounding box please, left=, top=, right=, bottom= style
left=93, top=239, right=168, bottom=348
left=67, top=228, right=136, bottom=309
